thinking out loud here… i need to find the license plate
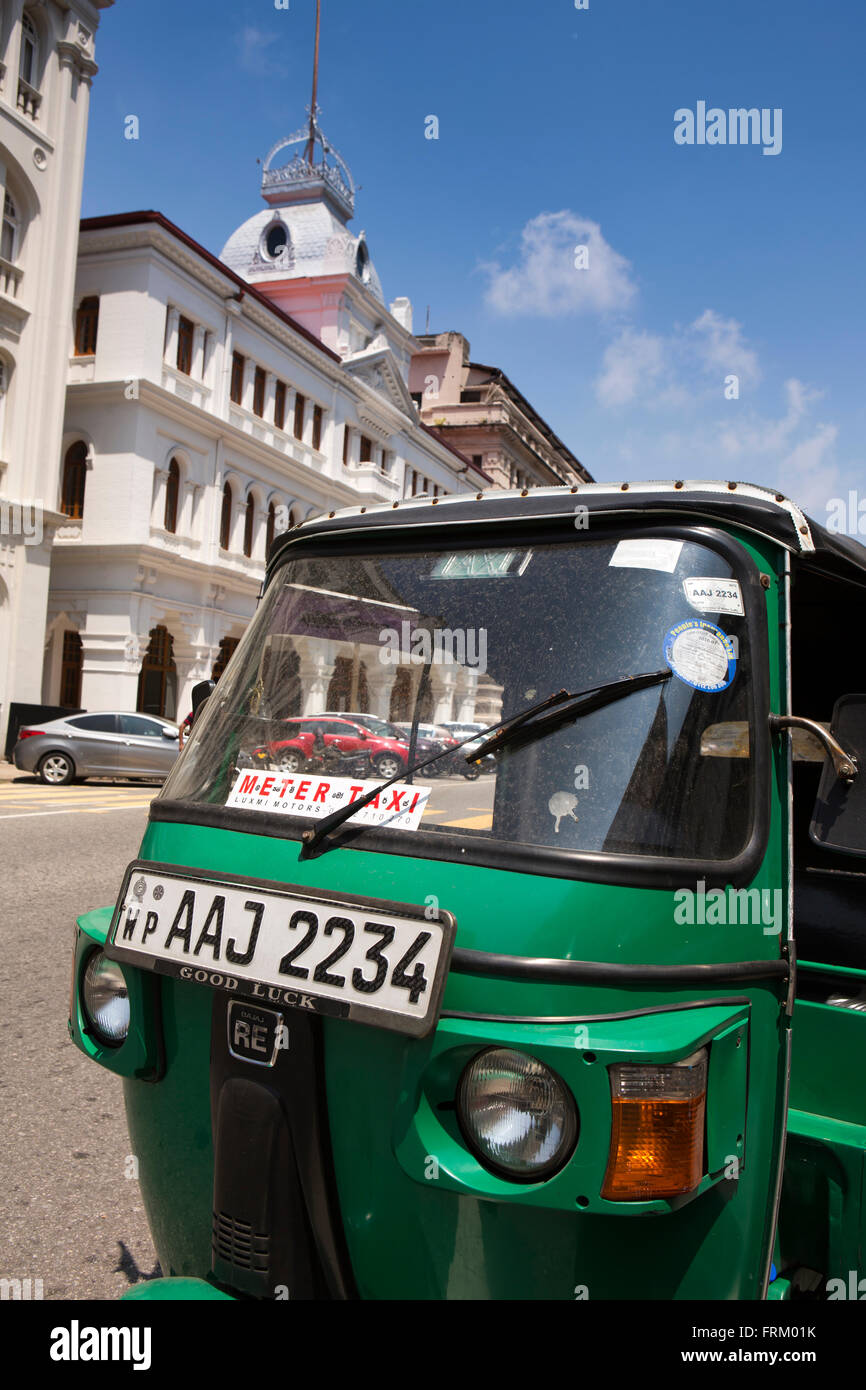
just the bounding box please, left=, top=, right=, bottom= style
left=106, top=862, right=456, bottom=1038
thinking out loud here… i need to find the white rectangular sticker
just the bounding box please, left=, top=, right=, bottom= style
left=227, top=768, right=431, bottom=830
left=609, top=539, right=683, bottom=574
left=683, top=578, right=744, bottom=616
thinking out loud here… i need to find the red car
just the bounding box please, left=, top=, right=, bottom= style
left=258, top=716, right=408, bottom=780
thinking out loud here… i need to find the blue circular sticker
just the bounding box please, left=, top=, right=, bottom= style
left=663, top=619, right=736, bottom=693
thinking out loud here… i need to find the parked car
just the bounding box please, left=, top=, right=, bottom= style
left=13, top=712, right=180, bottom=785
left=257, top=716, right=410, bottom=780
left=433, top=720, right=497, bottom=771
left=327, top=713, right=448, bottom=771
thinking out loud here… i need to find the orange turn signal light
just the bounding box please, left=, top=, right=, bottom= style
left=601, top=1048, right=707, bottom=1201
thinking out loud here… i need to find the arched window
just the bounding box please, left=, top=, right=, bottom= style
left=326, top=655, right=369, bottom=713
left=1, top=194, right=19, bottom=263
left=164, top=458, right=180, bottom=533
left=219, top=481, right=232, bottom=550
left=137, top=625, right=177, bottom=720
left=266, top=500, right=276, bottom=554
left=212, top=636, right=240, bottom=681
left=243, top=493, right=255, bottom=557
left=74, top=297, right=99, bottom=356
left=265, top=222, right=288, bottom=259
left=60, top=440, right=88, bottom=519
left=19, top=14, right=39, bottom=88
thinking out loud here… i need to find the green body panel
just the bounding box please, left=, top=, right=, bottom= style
left=121, top=1277, right=234, bottom=1301
left=89, top=795, right=786, bottom=1299
left=776, top=970, right=866, bottom=1288
left=70, top=523, right=859, bottom=1300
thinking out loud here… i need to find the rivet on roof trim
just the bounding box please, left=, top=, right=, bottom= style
left=431, top=497, right=439, bottom=504
left=360, top=507, right=366, bottom=513
left=392, top=501, right=399, bottom=508
left=621, top=483, right=629, bottom=492
left=728, top=481, right=737, bottom=491
left=674, top=481, right=684, bottom=489
left=328, top=511, right=335, bottom=518
left=520, top=488, right=529, bottom=497
left=476, top=493, right=483, bottom=500
left=570, top=486, right=579, bottom=493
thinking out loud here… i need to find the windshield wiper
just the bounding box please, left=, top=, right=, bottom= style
left=470, top=669, right=672, bottom=760
left=299, top=669, right=670, bottom=859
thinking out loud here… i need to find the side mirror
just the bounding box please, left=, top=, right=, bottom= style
left=192, top=679, right=215, bottom=713
left=190, top=680, right=216, bottom=730
left=810, top=695, right=866, bottom=856
left=162, top=727, right=178, bottom=739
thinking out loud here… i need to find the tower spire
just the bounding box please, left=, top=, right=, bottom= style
left=306, top=0, right=321, bottom=165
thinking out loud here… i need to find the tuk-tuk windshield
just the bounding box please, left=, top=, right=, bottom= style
left=162, top=532, right=759, bottom=870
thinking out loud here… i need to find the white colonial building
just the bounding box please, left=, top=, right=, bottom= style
left=0, top=0, right=113, bottom=748
left=47, top=119, right=486, bottom=722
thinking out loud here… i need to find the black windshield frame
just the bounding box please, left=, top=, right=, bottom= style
left=152, top=518, right=773, bottom=889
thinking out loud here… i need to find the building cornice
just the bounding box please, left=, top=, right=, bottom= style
left=79, top=211, right=341, bottom=367
left=49, top=544, right=263, bottom=598
left=65, top=378, right=364, bottom=503
left=56, top=40, right=99, bottom=81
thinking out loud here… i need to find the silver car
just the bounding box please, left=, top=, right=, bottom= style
left=12, top=711, right=180, bottom=785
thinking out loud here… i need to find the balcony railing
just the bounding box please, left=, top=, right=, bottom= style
left=0, top=256, right=23, bottom=300
left=17, top=78, right=41, bottom=121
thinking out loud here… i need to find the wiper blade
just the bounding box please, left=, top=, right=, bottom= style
left=298, top=671, right=670, bottom=859
left=298, top=685, right=579, bottom=859
left=470, top=669, right=672, bottom=760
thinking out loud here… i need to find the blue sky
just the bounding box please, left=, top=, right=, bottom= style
left=82, top=0, right=865, bottom=528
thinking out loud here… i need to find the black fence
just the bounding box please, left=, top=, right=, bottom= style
left=4, top=703, right=84, bottom=761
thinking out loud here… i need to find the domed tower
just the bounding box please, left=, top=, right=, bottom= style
left=219, top=112, right=412, bottom=365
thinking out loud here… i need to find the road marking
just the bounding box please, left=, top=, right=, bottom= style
left=0, top=805, right=153, bottom=820
left=441, top=814, right=493, bottom=829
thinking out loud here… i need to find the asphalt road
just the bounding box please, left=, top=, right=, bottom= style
left=0, top=768, right=495, bottom=1301
left=0, top=776, right=159, bottom=1300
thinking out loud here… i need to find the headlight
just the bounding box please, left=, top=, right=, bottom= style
left=457, top=1047, right=578, bottom=1181
left=82, top=950, right=130, bottom=1046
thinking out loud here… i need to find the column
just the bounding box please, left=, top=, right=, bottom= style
left=192, top=325, right=206, bottom=380
left=242, top=359, right=256, bottom=414
left=201, top=331, right=215, bottom=389
left=365, top=665, right=398, bottom=720
left=298, top=655, right=335, bottom=715
left=455, top=668, right=480, bottom=722
left=164, top=306, right=180, bottom=366
left=150, top=467, right=169, bottom=528
left=265, top=372, right=277, bottom=426
left=229, top=493, right=245, bottom=554
left=429, top=666, right=458, bottom=724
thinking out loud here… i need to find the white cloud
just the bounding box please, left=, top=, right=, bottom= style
left=689, top=309, right=760, bottom=386
left=717, top=378, right=821, bottom=457
left=238, top=26, right=279, bottom=74
left=594, top=310, right=761, bottom=409
left=595, top=377, right=855, bottom=523
left=482, top=211, right=637, bottom=317
left=596, top=329, right=666, bottom=407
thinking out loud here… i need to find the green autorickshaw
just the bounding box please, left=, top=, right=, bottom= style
left=69, top=480, right=866, bottom=1300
